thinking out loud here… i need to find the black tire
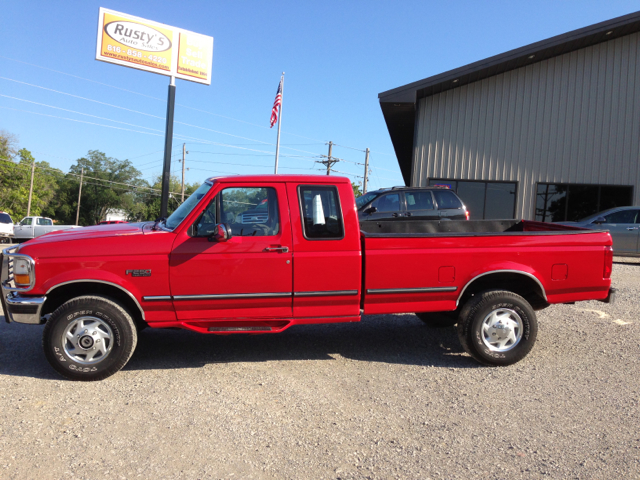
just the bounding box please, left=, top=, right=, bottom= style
left=456, top=290, right=538, bottom=366
left=43, top=295, right=138, bottom=381
left=415, top=311, right=458, bottom=328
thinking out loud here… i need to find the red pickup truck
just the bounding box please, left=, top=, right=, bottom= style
left=1, top=175, right=615, bottom=381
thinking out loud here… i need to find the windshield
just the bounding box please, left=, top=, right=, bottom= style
left=164, top=182, right=212, bottom=230
left=355, top=192, right=379, bottom=209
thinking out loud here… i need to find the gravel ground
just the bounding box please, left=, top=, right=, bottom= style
left=0, top=259, right=638, bottom=479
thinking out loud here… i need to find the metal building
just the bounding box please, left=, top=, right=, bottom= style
left=379, top=11, right=640, bottom=221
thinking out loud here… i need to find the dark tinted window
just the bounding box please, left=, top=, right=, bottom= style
left=0, top=213, right=12, bottom=224
left=604, top=209, right=639, bottom=224
left=371, top=193, right=400, bottom=212
left=536, top=184, right=633, bottom=222
left=299, top=186, right=344, bottom=239
left=433, top=190, right=463, bottom=209
left=405, top=191, right=434, bottom=211
left=356, top=192, right=378, bottom=209
left=457, top=182, right=485, bottom=218
left=485, top=183, right=517, bottom=219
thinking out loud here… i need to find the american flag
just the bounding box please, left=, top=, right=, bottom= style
left=270, top=78, right=283, bottom=128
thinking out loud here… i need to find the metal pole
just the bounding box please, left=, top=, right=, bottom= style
left=181, top=143, right=186, bottom=203
left=160, top=76, right=176, bottom=218
left=26, top=160, right=35, bottom=216
left=363, top=148, right=370, bottom=194
left=274, top=73, right=284, bottom=174
left=326, top=141, right=333, bottom=175
left=75, top=167, right=83, bottom=226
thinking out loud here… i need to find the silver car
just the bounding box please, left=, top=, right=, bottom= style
left=559, top=206, right=640, bottom=256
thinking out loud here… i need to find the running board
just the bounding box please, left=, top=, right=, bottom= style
left=208, top=326, right=273, bottom=332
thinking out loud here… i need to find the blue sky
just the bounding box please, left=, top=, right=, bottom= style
left=2, top=0, right=639, bottom=192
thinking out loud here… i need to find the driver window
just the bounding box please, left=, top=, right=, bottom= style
left=195, top=187, right=279, bottom=237
left=22, top=218, right=33, bottom=226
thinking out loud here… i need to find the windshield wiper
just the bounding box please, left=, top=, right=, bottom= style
left=152, top=216, right=166, bottom=231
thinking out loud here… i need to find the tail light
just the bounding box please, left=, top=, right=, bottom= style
left=603, top=246, right=613, bottom=279
left=465, top=210, right=470, bottom=221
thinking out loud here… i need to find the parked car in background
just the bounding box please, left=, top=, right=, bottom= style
left=357, top=186, right=469, bottom=222
left=99, top=220, right=128, bottom=225
left=13, top=216, right=82, bottom=242
left=0, top=212, right=14, bottom=243
left=557, top=206, right=640, bottom=256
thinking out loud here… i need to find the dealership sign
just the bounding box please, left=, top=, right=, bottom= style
left=96, top=8, right=214, bottom=85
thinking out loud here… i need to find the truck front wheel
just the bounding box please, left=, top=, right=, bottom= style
left=457, top=290, right=538, bottom=366
left=43, top=296, right=138, bottom=381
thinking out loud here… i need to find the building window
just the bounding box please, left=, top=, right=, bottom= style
left=535, top=183, right=633, bottom=222
left=428, top=179, right=517, bottom=219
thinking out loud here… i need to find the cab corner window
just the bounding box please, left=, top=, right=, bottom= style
left=299, top=186, right=344, bottom=240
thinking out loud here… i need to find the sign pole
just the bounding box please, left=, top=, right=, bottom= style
left=160, top=76, right=176, bottom=219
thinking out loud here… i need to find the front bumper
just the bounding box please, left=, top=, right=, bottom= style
left=1, top=246, right=45, bottom=324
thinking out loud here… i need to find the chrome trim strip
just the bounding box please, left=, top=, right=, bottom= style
left=4, top=292, right=47, bottom=324
left=173, top=292, right=292, bottom=301
left=455, top=270, right=548, bottom=307
left=294, top=290, right=358, bottom=297
left=366, top=287, right=457, bottom=294
left=143, top=296, right=172, bottom=302
left=45, top=280, right=146, bottom=321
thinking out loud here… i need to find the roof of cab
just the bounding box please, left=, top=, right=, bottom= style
left=205, top=174, right=352, bottom=184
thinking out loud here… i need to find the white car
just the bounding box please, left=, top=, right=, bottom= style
left=0, top=211, right=14, bottom=243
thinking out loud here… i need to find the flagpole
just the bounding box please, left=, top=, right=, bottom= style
left=274, top=72, right=284, bottom=174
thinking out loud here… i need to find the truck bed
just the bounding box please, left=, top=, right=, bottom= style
left=360, top=219, right=612, bottom=315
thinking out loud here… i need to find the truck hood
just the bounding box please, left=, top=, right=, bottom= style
left=20, top=222, right=153, bottom=246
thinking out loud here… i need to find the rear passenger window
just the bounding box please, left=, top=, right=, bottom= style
left=298, top=186, right=344, bottom=240
left=433, top=190, right=463, bottom=210
left=371, top=193, right=400, bottom=212
left=406, top=192, right=434, bottom=211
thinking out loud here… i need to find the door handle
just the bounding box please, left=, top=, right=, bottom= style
left=264, top=246, right=289, bottom=253
left=626, top=227, right=639, bottom=231
left=392, top=212, right=400, bottom=217
left=405, top=212, right=412, bottom=217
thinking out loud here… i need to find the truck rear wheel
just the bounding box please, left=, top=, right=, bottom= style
left=43, top=295, right=138, bottom=381
left=457, top=290, right=538, bottom=366
left=415, top=311, right=458, bottom=328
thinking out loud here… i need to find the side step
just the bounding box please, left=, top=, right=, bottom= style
left=208, top=326, right=273, bottom=332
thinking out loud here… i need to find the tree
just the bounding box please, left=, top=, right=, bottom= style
left=52, top=151, right=146, bottom=225
left=0, top=146, right=61, bottom=219
left=0, top=130, right=19, bottom=161
left=137, top=175, right=200, bottom=221
left=351, top=182, right=363, bottom=198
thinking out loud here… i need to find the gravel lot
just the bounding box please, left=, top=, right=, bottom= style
left=1, top=259, right=638, bottom=479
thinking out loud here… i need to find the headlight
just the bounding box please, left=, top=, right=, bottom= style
left=14, top=258, right=31, bottom=286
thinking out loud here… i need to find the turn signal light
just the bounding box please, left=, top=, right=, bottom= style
left=13, top=258, right=31, bottom=286
left=603, top=246, right=613, bottom=279
left=465, top=210, right=470, bottom=220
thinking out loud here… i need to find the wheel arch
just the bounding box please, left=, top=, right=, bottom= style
left=43, top=280, right=146, bottom=327
left=456, top=270, right=548, bottom=310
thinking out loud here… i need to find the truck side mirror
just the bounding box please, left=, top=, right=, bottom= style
left=592, top=216, right=607, bottom=224
left=365, top=206, right=377, bottom=215
left=209, top=223, right=232, bottom=242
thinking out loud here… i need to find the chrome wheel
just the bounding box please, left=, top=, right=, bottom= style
left=62, top=316, right=114, bottom=364
left=480, top=308, right=523, bottom=352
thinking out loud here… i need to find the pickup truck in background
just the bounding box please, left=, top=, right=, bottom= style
left=13, top=216, right=81, bottom=241
left=0, top=175, right=615, bottom=381
left=0, top=212, right=14, bottom=244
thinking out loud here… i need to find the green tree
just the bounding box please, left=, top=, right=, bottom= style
left=52, top=150, right=145, bottom=225
left=352, top=182, right=363, bottom=198
left=139, top=175, right=200, bottom=221
left=0, top=146, right=61, bottom=219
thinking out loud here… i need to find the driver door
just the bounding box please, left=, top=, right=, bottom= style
left=169, top=183, right=293, bottom=321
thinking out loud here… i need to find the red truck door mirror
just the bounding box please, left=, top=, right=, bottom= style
left=210, top=223, right=232, bottom=242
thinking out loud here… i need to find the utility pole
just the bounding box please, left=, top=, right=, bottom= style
left=363, top=148, right=370, bottom=194
left=26, top=160, right=35, bottom=216
left=319, top=141, right=339, bottom=175
left=75, top=167, right=83, bottom=226
left=181, top=143, right=187, bottom=202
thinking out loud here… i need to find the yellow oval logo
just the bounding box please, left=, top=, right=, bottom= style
left=104, top=21, right=171, bottom=52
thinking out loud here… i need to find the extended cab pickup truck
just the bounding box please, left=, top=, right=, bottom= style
left=0, top=175, right=615, bottom=381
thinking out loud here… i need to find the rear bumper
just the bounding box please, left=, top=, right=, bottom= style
left=599, top=287, right=617, bottom=304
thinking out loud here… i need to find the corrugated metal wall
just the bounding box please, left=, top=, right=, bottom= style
left=413, top=32, right=640, bottom=219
